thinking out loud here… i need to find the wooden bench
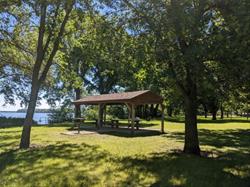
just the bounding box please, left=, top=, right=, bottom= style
left=128, top=119, right=140, bottom=130
left=104, top=119, right=119, bottom=128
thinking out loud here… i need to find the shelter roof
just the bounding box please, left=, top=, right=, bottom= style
left=72, top=90, right=163, bottom=105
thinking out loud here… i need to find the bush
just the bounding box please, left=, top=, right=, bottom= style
left=49, top=108, right=73, bottom=123
left=83, top=107, right=98, bottom=120
left=0, top=117, right=37, bottom=128
left=82, top=105, right=128, bottom=120
left=107, top=105, right=128, bottom=119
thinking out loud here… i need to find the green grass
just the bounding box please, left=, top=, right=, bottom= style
left=0, top=117, right=250, bottom=187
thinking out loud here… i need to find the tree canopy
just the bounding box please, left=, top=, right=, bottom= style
left=0, top=0, right=249, bottom=154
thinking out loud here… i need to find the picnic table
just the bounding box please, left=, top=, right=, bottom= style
left=105, top=119, right=119, bottom=128
left=128, top=117, right=140, bottom=130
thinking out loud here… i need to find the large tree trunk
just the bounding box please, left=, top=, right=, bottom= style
left=220, top=103, right=224, bottom=119
left=98, top=104, right=105, bottom=127
left=167, top=106, right=173, bottom=117
left=74, top=88, right=81, bottom=118
left=183, top=86, right=200, bottom=155
left=212, top=110, right=217, bottom=120
left=140, top=105, right=143, bottom=118
left=153, top=104, right=159, bottom=117
left=20, top=81, right=40, bottom=149
left=19, top=1, right=73, bottom=149
left=203, top=103, right=208, bottom=118
left=144, top=104, right=150, bottom=120
left=150, top=104, right=154, bottom=118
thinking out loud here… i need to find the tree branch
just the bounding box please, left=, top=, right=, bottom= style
left=42, top=2, right=60, bottom=57
left=33, top=1, right=47, bottom=79
left=169, top=62, right=187, bottom=95
left=38, top=1, right=74, bottom=83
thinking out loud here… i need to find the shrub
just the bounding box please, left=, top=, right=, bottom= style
left=107, top=105, right=128, bottom=119
left=0, top=117, right=37, bottom=128
left=49, top=108, right=73, bottom=123
left=83, top=107, right=98, bottom=120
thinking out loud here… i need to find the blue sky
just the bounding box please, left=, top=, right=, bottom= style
left=0, top=95, right=50, bottom=111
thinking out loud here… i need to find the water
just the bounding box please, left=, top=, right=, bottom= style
left=0, top=112, right=50, bottom=125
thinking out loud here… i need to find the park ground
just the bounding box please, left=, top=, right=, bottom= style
left=0, top=117, right=250, bottom=187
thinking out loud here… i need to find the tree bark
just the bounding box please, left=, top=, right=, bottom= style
left=220, top=103, right=224, bottom=119
left=98, top=104, right=105, bottom=127
left=144, top=104, right=150, bottom=120
left=19, top=1, right=46, bottom=148
left=167, top=106, right=173, bottom=117
left=183, top=93, right=200, bottom=155
left=212, top=110, right=217, bottom=120
left=203, top=104, right=208, bottom=118
left=153, top=104, right=159, bottom=117
left=20, top=80, right=40, bottom=149
left=19, top=1, right=73, bottom=149
left=150, top=104, right=154, bottom=118
left=74, top=88, right=81, bottom=118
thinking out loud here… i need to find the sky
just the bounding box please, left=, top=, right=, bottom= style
left=0, top=95, right=50, bottom=111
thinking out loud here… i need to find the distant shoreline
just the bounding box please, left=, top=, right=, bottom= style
left=0, top=111, right=51, bottom=113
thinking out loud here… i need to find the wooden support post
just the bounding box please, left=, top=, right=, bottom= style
left=131, top=104, right=135, bottom=135
left=125, top=103, right=132, bottom=124
left=98, top=104, right=102, bottom=129
left=103, top=105, right=107, bottom=124
left=75, top=104, right=81, bottom=119
left=73, top=118, right=82, bottom=134
left=73, top=104, right=80, bottom=129
left=78, top=122, right=80, bottom=134
left=161, top=104, right=165, bottom=133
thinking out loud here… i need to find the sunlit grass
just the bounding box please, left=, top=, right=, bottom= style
left=0, top=117, right=249, bottom=186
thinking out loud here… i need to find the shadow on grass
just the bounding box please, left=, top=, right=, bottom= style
left=66, top=125, right=161, bottom=137
left=199, top=129, right=250, bottom=150
left=165, top=117, right=250, bottom=124
left=1, top=127, right=250, bottom=186
left=97, top=129, right=161, bottom=137
left=1, top=141, right=249, bottom=186
left=197, top=118, right=250, bottom=124
left=0, top=124, right=41, bottom=129
left=119, top=128, right=250, bottom=186
left=0, top=130, right=21, bottom=153
left=121, top=150, right=250, bottom=187
left=48, top=121, right=157, bottom=128
left=0, top=143, right=108, bottom=186
left=163, top=129, right=250, bottom=152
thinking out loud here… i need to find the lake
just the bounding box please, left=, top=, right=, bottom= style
left=0, top=112, right=50, bottom=125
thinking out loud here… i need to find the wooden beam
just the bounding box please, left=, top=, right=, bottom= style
left=97, top=104, right=102, bottom=129
left=103, top=104, right=107, bottom=124
left=161, top=104, right=165, bottom=133
left=125, top=103, right=132, bottom=123
left=78, top=121, right=80, bottom=134
left=131, top=104, right=135, bottom=135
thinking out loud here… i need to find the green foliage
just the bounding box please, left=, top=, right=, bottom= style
left=82, top=106, right=98, bottom=120
left=48, top=108, right=73, bottom=123
left=0, top=117, right=37, bottom=127
left=107, top=105, right=128, bottom=119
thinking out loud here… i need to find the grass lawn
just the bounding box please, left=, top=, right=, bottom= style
left=0, top=117, right=250, bottom=187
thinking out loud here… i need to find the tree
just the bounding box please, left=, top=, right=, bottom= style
left=0, top=1, right=35, bottom=105
left=115, top=0, right=217, bottom=155
left=17, top=0, right=76, bottom=149
left=113, top=0, right=250, bottom=155
left=45, top=13, right=130, bottom=121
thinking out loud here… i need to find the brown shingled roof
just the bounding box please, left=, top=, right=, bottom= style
left=73, top=90, right=163, bottom=105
